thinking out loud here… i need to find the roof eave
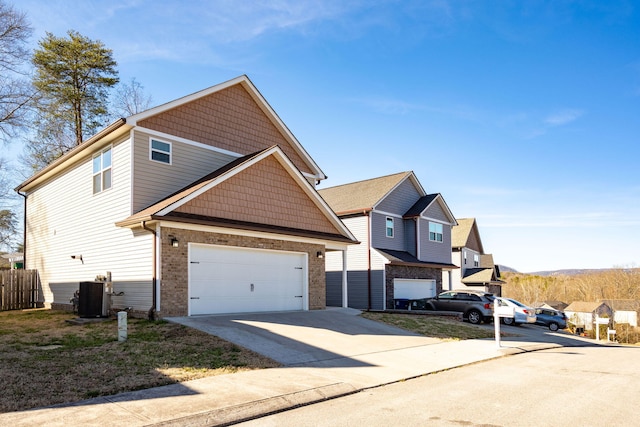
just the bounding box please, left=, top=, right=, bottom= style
left=16, top=119, right=130, bottom=192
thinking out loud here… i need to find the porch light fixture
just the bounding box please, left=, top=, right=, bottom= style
left=317, top=251, right=324, bottom=259
left=170, top=237, right=179, bottom=247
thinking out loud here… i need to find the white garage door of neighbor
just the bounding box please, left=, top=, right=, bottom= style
left=189, top=244, right=307, bottom=315
left=393, top=279, right=436, bottom=299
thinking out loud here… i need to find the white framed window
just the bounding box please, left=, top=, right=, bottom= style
left=464, top=251, right=467, bottom=265
left=92, top=146, right=112, bottom=194
left=474, top=254, right=480, bottom=267
left=429, top=222, right=443, bottom=242
left=386, top=217, right=394, bottom=238
left=150, top=138, right=172, bottom=164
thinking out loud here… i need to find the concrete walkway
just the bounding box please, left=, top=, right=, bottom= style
left=0, top=309, right=563, bottom=427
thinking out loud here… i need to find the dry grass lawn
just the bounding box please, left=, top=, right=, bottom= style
left=361, top=312, right=499, bottom=340
left=0, top=309, right=280, bottom=413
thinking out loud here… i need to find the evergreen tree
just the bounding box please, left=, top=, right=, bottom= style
left=31, top=30, right=119, bottom=147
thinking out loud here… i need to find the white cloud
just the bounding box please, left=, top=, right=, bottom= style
left=544, top=108, right=585, bottom=126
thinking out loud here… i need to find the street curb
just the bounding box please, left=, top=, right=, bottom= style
left=147, top=382, right=358, bottom=427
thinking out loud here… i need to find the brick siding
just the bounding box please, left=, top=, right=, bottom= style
left=159, top=226, right=325, bottom=317
left=384, top=265, right=443, bottom=309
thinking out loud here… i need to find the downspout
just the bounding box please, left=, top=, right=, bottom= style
left=414, top=217, right=419, bottom=259
left=367, top=211, right=372, bottom=311
left=18, top=191, right=27, bottom=268
left=141, top=221, right=157, bottom=320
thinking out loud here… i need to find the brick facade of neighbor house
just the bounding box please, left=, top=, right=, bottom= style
left=159, top=226, right=326, bottom=317
left=384, top=265, right=443, bottom=310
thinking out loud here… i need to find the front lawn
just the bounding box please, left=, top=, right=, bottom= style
left=361, top=312, right=498, bottom=340
left=0, top=309, right=279, bottom=413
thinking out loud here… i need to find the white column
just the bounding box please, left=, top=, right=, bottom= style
left=342, top=249, right=348, bottom=308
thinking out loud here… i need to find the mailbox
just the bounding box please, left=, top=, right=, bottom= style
left=494, top=298, right=515, bottom=318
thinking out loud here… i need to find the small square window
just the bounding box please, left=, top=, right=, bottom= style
left=386, top=217, right=394, bottom=238
left=150, top=139, right=171, bottom=164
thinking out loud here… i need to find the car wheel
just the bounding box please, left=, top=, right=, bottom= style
left=467, top=310, right=482, bottom=325
left=503, top=317, right=515, bottom=326
left=549, top=322, right=559, bottom=331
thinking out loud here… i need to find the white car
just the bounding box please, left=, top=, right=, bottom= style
left=496, top=298, right=536, bottom=326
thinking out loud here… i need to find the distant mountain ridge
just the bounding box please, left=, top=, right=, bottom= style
left=497, top=265, right=630, bottom=277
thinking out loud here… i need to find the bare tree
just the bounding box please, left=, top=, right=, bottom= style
left=111, top=77, right=153, bottom=117
left=0, top=0, right=35, bottom=142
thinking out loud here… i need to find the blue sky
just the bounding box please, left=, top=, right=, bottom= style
left=10, top=0, right=640, bottom=272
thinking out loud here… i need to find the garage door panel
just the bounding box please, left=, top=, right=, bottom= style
left=189, top=244, right=306, bottom=315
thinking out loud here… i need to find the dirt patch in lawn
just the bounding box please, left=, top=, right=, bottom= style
left=0, top=309, right=280, bottom=413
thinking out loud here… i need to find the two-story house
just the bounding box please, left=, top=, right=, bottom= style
left=449, top=218, right=502, bottom=295
left=318, top=172, right=458, bottom=310
left=16, top=75, right=357, bottom=318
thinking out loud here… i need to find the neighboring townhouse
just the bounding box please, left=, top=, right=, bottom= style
left=600, top=299, right=640, bottom=327
left=318, top=172, right=458, bottom=310
left=16, top=75, right=357, bottom=318
left=532, top=301, right=569, bottom=311
left=449, top=218, right=503, bottom=295
left=564, top=301, right=613, bottom=330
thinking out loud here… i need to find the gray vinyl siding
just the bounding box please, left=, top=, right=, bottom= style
left=423, top=200, right=449, bottom=223
left=370, top=211, right=405, bottom=251
left=418, top=217, right=453, bottom=264
left=326, top=270, right=384, bottom=310
left=416, top=200, right=454, bottom=264
left=375, top=178, right=422, bottom=214
left=404, top=219, right=416, bottom=256
left=132, top=130, right=238, bottom=212
left=25, top=136, right=155, bottom=310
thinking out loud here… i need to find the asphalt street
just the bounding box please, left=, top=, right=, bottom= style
left=236, top=342, right=639, bottom=426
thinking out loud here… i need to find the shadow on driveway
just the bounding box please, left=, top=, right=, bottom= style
left=167, top=307, right=442, bottom=367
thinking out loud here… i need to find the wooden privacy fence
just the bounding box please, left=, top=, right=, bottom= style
left=0, top=270, right=40, bottom=311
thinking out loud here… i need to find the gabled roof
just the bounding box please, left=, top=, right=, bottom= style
left=451, top=218, right=485, bottom=253
left=116, top=146, right=356, bottom=244
left=599, top=300, right=640, bottom=311
left=318, top=171, right=425, bottom=215
left=127, top=75, right=326, bottom=181
left=374, top=248, right=458, bottom=270
left=565, top=301, right=611, bottom=313
left=403, top=193, right=457, bottom=225
left=532, top=301, right=569, bottom=311
left=17, top=75, right=325, bottom=192
left=461, top=268, right=502, bottom=284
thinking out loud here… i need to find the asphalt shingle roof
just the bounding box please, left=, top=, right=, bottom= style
left=318, top=172, right=411, bottom=215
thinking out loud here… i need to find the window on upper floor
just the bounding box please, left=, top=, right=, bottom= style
left=92, top=146, right=112, bottom=194
left=429, top=222, right=443, bottom=242
left=386, top=217, right=394, bottom=238
left=150, top=138, right=172, bottom=164
left=474, top=254, right=480, bottom=267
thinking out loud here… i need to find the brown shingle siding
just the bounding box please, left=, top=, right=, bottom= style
left=138, top=85, right=313, bottom=175
left=175, top=155, right=337, bottom=235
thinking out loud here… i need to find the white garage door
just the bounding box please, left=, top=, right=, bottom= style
left=393, top=279, right=436, bottom=299
left=188, top=244, right=307, bottom=315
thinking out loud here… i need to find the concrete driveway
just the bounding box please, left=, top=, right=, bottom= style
left=167, top=307, right=441, bottom=367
